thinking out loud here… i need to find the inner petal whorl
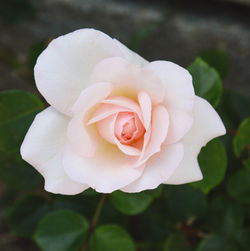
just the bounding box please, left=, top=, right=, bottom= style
left=115, top=112, right=145, bottom=145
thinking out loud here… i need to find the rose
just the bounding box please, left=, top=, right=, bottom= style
left=21, top=29, right=225, bottom=194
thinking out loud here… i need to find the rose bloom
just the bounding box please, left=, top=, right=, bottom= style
left=21, top=29, right=225, bottom=194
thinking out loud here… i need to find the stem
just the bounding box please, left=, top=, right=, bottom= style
left=81, top=194, right=107, bottom=251
left=90, top=194, right=107, bottom=232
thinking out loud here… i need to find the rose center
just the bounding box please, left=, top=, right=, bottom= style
left=115, top=112, right=144, bottom=145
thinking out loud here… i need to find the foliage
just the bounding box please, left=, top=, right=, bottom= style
left=0, top=41, right=250, bottom=251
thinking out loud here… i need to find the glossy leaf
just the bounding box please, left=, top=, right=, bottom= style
left=188, top=57, right=223, bottom=107
left=34, top=210, right=89, bottom=251
left=90, top=225, right=135, bottom=251
left=192, top=139, right=227, bottom=194
left=110, top=191, right=153, bottom=215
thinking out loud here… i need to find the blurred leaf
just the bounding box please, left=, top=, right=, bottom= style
left=0, top=0, right=35, bottom=23
left=110, top=191, right=153, bottom=215
left=90, top=225, right=135, bottom=251
left=28, top=41, right=47, bottom=70
left=0, top=90, right=43, bottom=152
left=197, top=234, right=239, bottom=251
left=206, top=196, right=245, bottom=236
left=233, top=117, right=250, bottom=157
left=165, top=185, right=207, bottom=222
left=34, top=210, right=88, bottom=251
left=199, top=50, right=229, bottom=78
left=8, top=195, right=50, bottom=237
left=192, top=139, right=227, bottom=194
left=163, top=233, right=191, bottom=251
left=234, top=228, right=250, bottom=250
left=188, top=57, right=223, bottom=107
left=217, top=89, right=250, bottom=130
left=0, top=90, right=43, bottom=189
left=0, top=150, right=41, bottom=189
left=227, top=167, right=250, bottom=205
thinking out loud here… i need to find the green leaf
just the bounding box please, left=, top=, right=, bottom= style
left=8, top=195, right=50, bottom=237
left=0, top=150, right=41, bottom=189
left=197, top=234, right=239, bottom=251
left=234, top=228, right=250, bottom=250
left=90, top=225, right=135, bottom=251
left=233, top=117, right=250, bottom=157
left=0, top=90, right=43, bottom=152
left=227, top=167, right=250, bottom=204
left=110, top=191, right=153, bottom=215
left=192, top=139, right=227, bottom=194
left=206, top=197, right=245, bottom=236
left=199, top=49, right=229, bottom=78
left=165, top=185, right=207, bottom=222
left=34, top=210, right=89, bottom=251
left=188, top=57, right=223, bottom=107
left=163, top=233, right=191, bottom=251
left=0, top=90, right=43, bottom=189
left=217, top=89, right=250, bottom=131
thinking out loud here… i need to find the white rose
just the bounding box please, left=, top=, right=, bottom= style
left=21, top=29, right=226, bottom=194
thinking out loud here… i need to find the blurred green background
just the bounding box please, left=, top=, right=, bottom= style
left=0, top=0, right=250, bottom=250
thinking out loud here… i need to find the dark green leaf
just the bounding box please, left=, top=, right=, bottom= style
left=165, top=185, right=207, bottom=222
left=233, top=117, right=250, bottom=157
left=34, top=210, right=89, bottom=251
left=8, top=195, right=50, bottom=237
left=0, top=90, right=43, bottom=152
left=90, top=225, right=135, bottom=251
left=234, top=228, right=250, bottom=250
left=217, top=89, right=250, bottom=130
left=206, top=197, right=245, bottom=236
left=199, top=50, right=229, bottom=78
left=188, top=57, right=223, bottom=107
left=163, top=233, right=191, bottom=251
left=192, top=139, right=227, bottom=194
left=0, top=90, right=43, bottom=189
left=197, top=234, right=239, bottom=251
left=227, top=167, right=250, bottom=204
left=0, top=150, right=41, bottom=189
left=110, top=191, right=153, bottom=215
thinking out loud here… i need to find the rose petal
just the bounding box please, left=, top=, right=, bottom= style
left=138, top=91, right=151, bottom=130
left=67, top=82, right=112, bottom=157
left=145, top=61, right=195, bottom=144
left=90, top=57, right=165, bottom=105
left=35, top=29, right=123, bottom=116
left=88, top=104, right=130, bottom=125
left=122, top=142, right=184, bottom=192
left=137, top=104, right=169, bottom=166
left=63, top=142, right=145, bottom=193
left=20, top=107, right=88, bottom=195
left=165, top=96, right=226, bottom=184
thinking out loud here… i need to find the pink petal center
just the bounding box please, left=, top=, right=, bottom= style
left=115, top=112, right=145, bottom=145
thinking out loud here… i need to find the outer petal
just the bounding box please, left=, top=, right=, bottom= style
left=67, top=82, right=112, bottom=157
left=20, top=107, right=88, bottom=195
left=90, top=57, right=165, bottom=105
left=35, top=29, right=123, bottom=116
left=122, top=142, right=184, bottom=192
left=166, top=96, right=226, bottom=184
left=113, top=39, right=148, bottom=67
left=145, top=61, right=195, bottom=144
left=63, top=142, right=145, bottom=193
